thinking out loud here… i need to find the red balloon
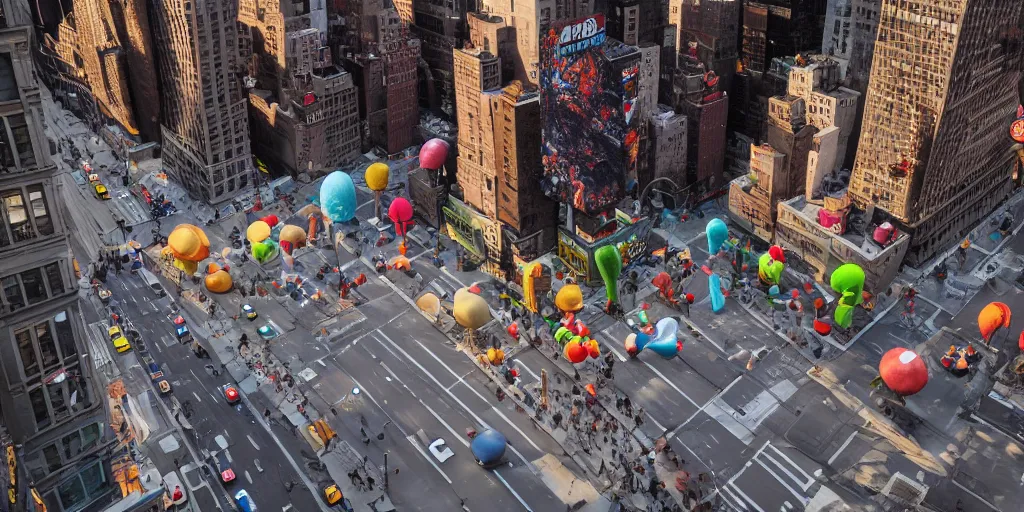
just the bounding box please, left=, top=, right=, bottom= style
left=685, top=293, right=695, bottom=304
left=768, top=245, right=785, bottom=263
left=388, top=198, right=414, bottom=236
left=261, top=214, right=279, bottom=227
left=565, top=341, right=588, bottom=364
left=879, top=348, right=929, bottom=396
left=419, top=138, right=450, bottom=170
left=813, top=318, right=832, bottom=336
left=507, top=323, right=519, bottom=339
left=1019, top=331, right=1024, bottom=352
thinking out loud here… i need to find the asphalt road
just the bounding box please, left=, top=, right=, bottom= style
left=406, top=239, right=827, bottom=511
left=107, top=272, right=323, bottom=511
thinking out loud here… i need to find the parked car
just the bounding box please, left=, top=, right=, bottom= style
left=234, top=490, right=257, bottom=512
left=212, top=449, right=235, bottom=484
left=93, top=183, right=110, bottom=200
left=108, top=326, right=131, bottom=353
left=221, top=384, right=241, bottom=406
left=242, top=304, right=258, bottom=320
left=162, top=471, right=187, bottom=507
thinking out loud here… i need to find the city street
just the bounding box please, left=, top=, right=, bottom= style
left=106, top=271, right=324, bottom=511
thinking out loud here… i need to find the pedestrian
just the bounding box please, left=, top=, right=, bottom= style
left=623, top=397, right=632, bottom=415
left=616, top=396, right=624, bottom=411
left=634, top=413, right=643, bottom=428
left=263, top=408, right=271, bottom=419
left=366, top=476, right=375, bottom=490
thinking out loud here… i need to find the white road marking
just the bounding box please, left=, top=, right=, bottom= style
left=489, top=405, right=542, bottom=453
left=192, top=392, right=202, bottom=403
left=420, top=398, right=471, bottom=448
left=244, top=470, right=253, bottom=484
left=602, top=337, right=630, bottom=362
left=726, top=482, right=764, bottom=512
left=671, top=374, right=744, bottom=439
left=606, top=342, right=700, bottom=408
left=754, top=457, right=808, bottom=504
left=406, top=435, right=452, bottom=484
left=493, top=470, right=534, bottom=511
left=247, top=435, right=260, bottom=451
left=514, top=360, right=541, bottom=382
left=393, top=330, right=545, bottom=453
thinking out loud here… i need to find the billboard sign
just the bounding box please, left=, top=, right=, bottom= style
left=540, top=16, right=638, bottom=214
left=556, top=15, right=606, bottom=57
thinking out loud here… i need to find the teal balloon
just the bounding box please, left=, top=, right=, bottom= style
left=320, top=171, right=357, bottom=222
left=709, top=274, right=725, bottom=312
left=595, top=245, right=622, bottom=303
left=706, top=218, right=728, bottom=254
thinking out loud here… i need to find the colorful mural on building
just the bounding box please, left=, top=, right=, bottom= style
left=540, top=15, right=641, bottom=215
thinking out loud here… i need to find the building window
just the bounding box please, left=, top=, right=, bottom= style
left=17, top=327, right=39, bottom=377
left=36, top=321, right=60, bottom=370
left=56, top=460, right=107, bottom=510
left=2, top=188, right=30, bottom=242
left=0, top=54, right=18, bottom=102
left=3, top=274, right=24, bottom=311
left=9, top=114, right=36, bottom=168
left=27, top=184, right=51, bottom=234
left=21, top=267, right=47, bottom=304
left=31, top=387, right=50, bottom=429
left=54, top=310, right=77, bottom=359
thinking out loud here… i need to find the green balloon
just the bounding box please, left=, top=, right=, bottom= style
left=830, top=263, right=865, bottom=329
left=758, top=253, right=784, bottom=285
left=252, top=240, right=279, bottom=264
left=595, top=245, right=623, bottom=303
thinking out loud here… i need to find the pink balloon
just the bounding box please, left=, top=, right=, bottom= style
left=388, top=198, right=414, bottom=236
left=419, top=139, right=450, bottom=170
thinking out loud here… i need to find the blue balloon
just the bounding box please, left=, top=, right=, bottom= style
left=320, top=171, right=357, bottom=222
left=471, top=429, right=507, bottom=466
left=648, top=337, right=681, bottom=358
left=706, top=218, right=729, bottom=254
left=633, top=332, right=652, bottom=352
left=653, top=318, right=678, bottom=345
left=709, top=274, right=725, bottom=312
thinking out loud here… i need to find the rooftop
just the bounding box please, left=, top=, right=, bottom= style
left=780, top=195, right=910, bottom=261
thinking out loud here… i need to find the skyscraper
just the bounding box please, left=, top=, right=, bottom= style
left=1, top=15, right=112, bottom=510
left=152, top=0, right=253, bottom=204
left=848, top=0, right=1024, bottom=265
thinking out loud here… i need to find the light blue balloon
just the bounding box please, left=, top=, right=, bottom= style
left=653, top=318, right=679, bottom=345
left=320, top=171, right=357, bottom=222
left=709, top=274, right=725, bottom=312
left=706, top=218, right=728, bottom=254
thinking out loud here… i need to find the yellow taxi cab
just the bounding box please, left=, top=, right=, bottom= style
left=108, top=326, right=132, bottom=353
left=94, top=183, right=110, bottom=200
left=323, top=484, right=343, bottom=506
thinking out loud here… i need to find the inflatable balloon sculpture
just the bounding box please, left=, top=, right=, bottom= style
left=419, top=138, right=450, bottom=186
left=163, top=224, right=211, bottom=275
left=595, top=245, right=622, bottom=314
left=872, top=347, right=928, bottom=405
left=246, top=220, right=280, bottom=265
left=978, top=302, right=1011, bottom=345
left=388, top=197, right=414, bottom=253
left=364, top=163, right=390, bottom=220
left=548, top=317, right=600, bottom=365
left=624, top=317, right=681, bottom=358
left=704, top=218, right=731, bottom=313
left=554, top=283, right=584, bottom=314
left=204, top=263, right=233, bottom=294
left=278, top=224, right=307, bottom=271
left=829, top=263, right=865, bottom=329
left=320, top=171, right=357, bottom=223
left=470, top=429, right=507, bottom=468
left=758, top=246, right=785, bottom=286
left=454, top=287, right=491, bottom=349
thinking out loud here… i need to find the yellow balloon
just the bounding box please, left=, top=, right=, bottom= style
left=279, top=224, right=307, bottom=247
left=173, top=258, right=198, bottom=275
left=204, top=270, right=233, bottom=293
left=555, top=284, right=584, bottom=313
left=365, top=163, right=390, bottom=192
left=453, top=288, right=491, bottom=329
left=247, top=221, right=272, bottom=244
left=168, top=224, right=210, bottom=261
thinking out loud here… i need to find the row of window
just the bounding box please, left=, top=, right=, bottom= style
left=24, top=422, right=104, bottom=481
left=1, top=184, right=54, bottom=247
left=2, top=262, right=67, bottom=315
left=41, top=460, right=108, bottom=512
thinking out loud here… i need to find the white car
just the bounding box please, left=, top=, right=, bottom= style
left=162, top=470, right=188, bottom=506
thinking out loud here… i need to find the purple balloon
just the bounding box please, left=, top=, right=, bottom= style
left=419, top=138, right=450, bottom=170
